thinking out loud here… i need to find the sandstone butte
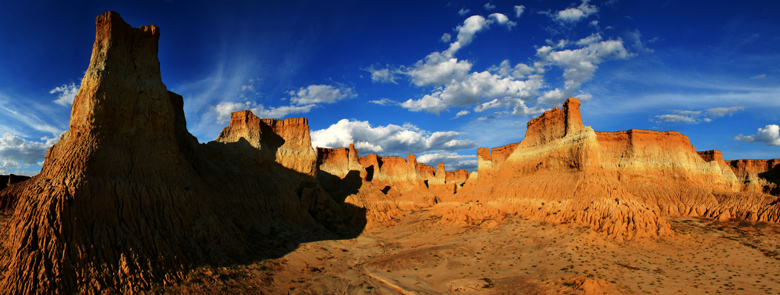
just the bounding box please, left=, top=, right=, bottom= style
left=0, top=11, right=778, bottom=294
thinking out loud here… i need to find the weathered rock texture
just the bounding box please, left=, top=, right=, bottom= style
left=448, top=97, right=780, bottom=240
left=728, top=158, right=780, bottom=195
left=316, top=144, right=404, bottom=224
left=357, top=154, right=436, bottom=210
left=214, top=111, right=317, bottom=176
left=0, top=12, right=357, bottom=294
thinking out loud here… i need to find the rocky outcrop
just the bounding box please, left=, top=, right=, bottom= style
left=316, top=144, right=404, bottom=224
left=215, top=111, right=317, bottom=176
left=728, top=158, right=780, bottom=195
left=0, top=12, right=358, bottom=294
left=358, top=154, right=435, bottom=210
left=446, top=97, right=780, bottom=239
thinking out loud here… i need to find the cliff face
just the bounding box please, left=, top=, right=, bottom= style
left=447, top=97, right=780, bottom=239
left=728, top=159, right=780, bottom=195
left=357, top=154, right=436, bottom=210
left=316, top=144, right=404, bottom=224
left=0, top=12, right=356, bottom=294
left=215, top=111, right=317, bottom=176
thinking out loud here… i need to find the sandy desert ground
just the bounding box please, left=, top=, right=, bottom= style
left=130, top=208, right=780, bottom=295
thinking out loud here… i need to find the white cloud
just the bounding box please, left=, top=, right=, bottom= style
left=288, top=84, right=356, bottom=105
left=553, top=0, right=598, bottom=24
left=458, top=8, right=470, bottom=16
left=751, top=74, right=767, bottom=80
left=654, top=107, right=743, bottom=124
left=589, top=20, right=599, bottom=27
left=575, top=33, right=602, bottom=46
left=50, top=82, right=79, bottom=106
left=401, top=70, right=543, bottom=114
left=440, top=32, right=452, bottom=43
left=655, top=113, right=698, bottom=124
left=369, top=98, right=399, bottom=106
left=514, top=5, right=526, bottom=18
left=733, top=124, right=780, bottom=146
left=484, top=2, right=496, bottom=11
left=489, top=13, right=517, bottom=30
left=706, top=106, right=743, bottom=117
left=444, top=15, right=490, bottom=57
left=210, top=101, right=315, bottom=123
left=453, top=110, right=470, bottom=119
left=417, top=151, right=478, bottom=171
left=311, top=119, right=478, bottom=156
left=536, top=39, right=630, bottom=105
left=0, top=133, right=58, bottom=175
left=406, top=52, right=473, bottom=87
left=370, top=67, right=399, bottom=84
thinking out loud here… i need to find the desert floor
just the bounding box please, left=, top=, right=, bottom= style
left=157, top=209, right=780, bottom=295
left=2, top=211, right=779, bottom=294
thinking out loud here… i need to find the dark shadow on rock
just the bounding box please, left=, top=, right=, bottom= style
left=259, top=122, right=285, bottom=162
left=381, top=186, right=391, bottom=194
left=317, top=170, right=363, bottom=204
left=365, top=166, right=374, bottom=182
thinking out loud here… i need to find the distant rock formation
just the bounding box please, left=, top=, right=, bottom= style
left=447, top=97, right=780, bottom=239
left=0, top=12, right=357, bottom=294
left=316, top=144, right=404, bottom=224
left=728, top=158, right=780, bottom=195
left=214, top=111, right=318, bottom=176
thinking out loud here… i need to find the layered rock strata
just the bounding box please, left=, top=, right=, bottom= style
left=448, top=97, right=780, bottom=239
left=0, top=12, right=355, bottom=294
left=316, top=144, right=404, bottom=224
left=214, top=111, right=317, bottom=176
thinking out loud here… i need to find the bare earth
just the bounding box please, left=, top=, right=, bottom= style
left=151, top=209, right=780, bottom=295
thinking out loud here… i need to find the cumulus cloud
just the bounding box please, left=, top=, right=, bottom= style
left=514, top=5, right=526, bottom=18
left=401, top=70, right=543, bottom=114
left=553, top=0, right=598, bottom=24
left=0, top=133, right=58, bottom=174
left=444, top=15, right=490, bottom=57
left=311, top=119, right=478, bottom=156
left=484, top=2, right=496, bottom=11
left=458, top=8, right=470, bottom=16
left=489, top=13, right=517, bottom=29
left=655, top=107, right=743, bottom=124
left=50, top=82, right=79, bottom=106
left=417, top=151, right=478, bottom=171
left=288, top=84, right=356, bottom=105
left=536, top=39, right=630, bottom=105
left=406, top=52, right=473, bottom=87
left=733, top=124, right=780, bottom=146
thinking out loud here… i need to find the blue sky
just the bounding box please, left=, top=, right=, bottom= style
left=0, top=0, right=779, bottom=175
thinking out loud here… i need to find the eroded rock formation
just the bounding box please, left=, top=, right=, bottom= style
left=0, top=11, right=779, bottom=295
left=445, top=97, right=780, bottom=240
left=0, top=12, right=357, bottom=294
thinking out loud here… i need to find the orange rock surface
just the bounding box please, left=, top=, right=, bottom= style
left=1, top=11, right=779, bottom=294
left=728, top=158, right=780, bottom=195
left=215, top=111, right=317, bottom=176
left=0, top=12, right=357, bottom=294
